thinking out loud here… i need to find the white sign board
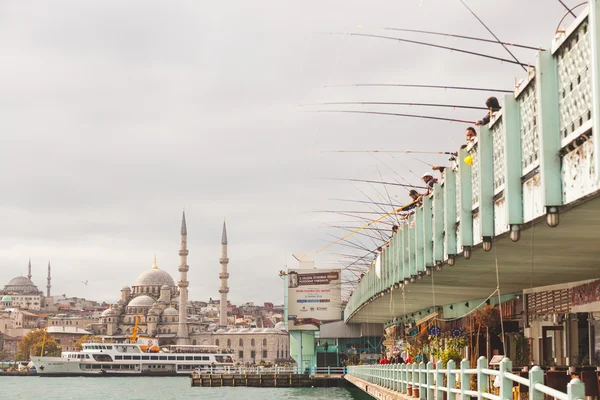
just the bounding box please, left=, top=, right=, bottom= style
left=287, top=268, right=342, bottom=331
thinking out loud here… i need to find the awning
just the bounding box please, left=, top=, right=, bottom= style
left=416, top=312, right=438, bottom=327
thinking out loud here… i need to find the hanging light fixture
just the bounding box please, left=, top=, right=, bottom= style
left=425, top=267, right=432, bottom=276
left=509, top=224, right=521, bottom=242
left=404, top=278, right=410, bottom=285
left=447, top=256, right=455, bottom=266
left=410, top=276, right=416, bottom=283
left=435, top=262, right=442, bottom=272
left=463, top=246, right=472, bottom=259
left=483, top=237, right=492, bottom=252
left=546, top=206, right=559, bottom=227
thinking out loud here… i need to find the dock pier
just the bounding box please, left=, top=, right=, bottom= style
left=190, top=369, right=350, bottom=388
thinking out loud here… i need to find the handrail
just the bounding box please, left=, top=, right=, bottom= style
left=345, top=357, right=584, bottom=400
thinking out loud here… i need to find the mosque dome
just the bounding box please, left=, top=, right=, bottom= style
left=101, top=308, right=112, bottom=316
left=2, top=295, right=12, bottom=302
left=128, top=295, right=155, bottom=307
left=162, top=307, right=178, bottom=316
left=134, top=267, right=175, bottom=287
left=4, top=276, right=40, bottom=294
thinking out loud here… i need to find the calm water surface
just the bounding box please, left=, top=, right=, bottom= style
left=1, top=376, right=374, bottom=400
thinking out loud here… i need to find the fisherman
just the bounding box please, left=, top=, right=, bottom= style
left=409, top=189, right=422, bottom=205
left=431, top=165, right=446, bottom=179
left=465, top=126, right=477, bottom=142
left=392, top=224, right=399, bottom=235
left=475, top=97, right=501, bottom=126
left=421, top=173, right=438, bottom=195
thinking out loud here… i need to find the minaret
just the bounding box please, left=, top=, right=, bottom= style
left=219, top=220, right=230, bottom=327
left=177, top=212, right=190, bottom=344
left=27, top=259, right=32, bottom=280
left=47, top=261, right=51, bottom=297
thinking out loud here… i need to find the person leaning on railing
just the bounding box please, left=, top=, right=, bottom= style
left=475, top=96, right=501, bottom=126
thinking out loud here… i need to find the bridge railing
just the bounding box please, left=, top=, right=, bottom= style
left=196, top=365, right=348, bottom=375
left=346, top=357, right=585, bottom=400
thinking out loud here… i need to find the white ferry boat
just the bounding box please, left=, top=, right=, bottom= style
left=31, top=344, right=235, bottom=377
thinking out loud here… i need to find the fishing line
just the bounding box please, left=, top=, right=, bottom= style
left=317, top=32, right=529, bottom=66
left=457, top=0, right=527, bottom=71
left=302, top=101, right=487, bottom=110
left=324, top=83, right=513, bottom=93
left=312, top=109, right=476, bottom=124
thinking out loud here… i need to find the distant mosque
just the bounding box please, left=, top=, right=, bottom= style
left=1, top=259, right=51, bottom=311
left=93, top=212, right=208, bottom=345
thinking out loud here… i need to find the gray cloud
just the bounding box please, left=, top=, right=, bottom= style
left=0, top=0, right=567, bottom=304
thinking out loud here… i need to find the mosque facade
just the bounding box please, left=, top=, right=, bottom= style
left=90, top=213, right=290, bottom=363
left=1, top=260, right=51, bottom=311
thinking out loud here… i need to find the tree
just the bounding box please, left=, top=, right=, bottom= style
left=73, top=335, right=102, bottom=351
left=16, top=329, right=61, bottom=360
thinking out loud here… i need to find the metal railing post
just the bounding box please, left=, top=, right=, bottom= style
left=427, top=361, right=434, bottom=400
left=401, top=363, right=407, bottom=393
left=447, top=360, right=456, bottom=398
left=420, top=361, right=426, bottom=400
left=460, top=359, right=469, bottom=400
left=567, top=378, right=585, bottom=400
left=498, top=358, right=513, bottom=400
left=477, top=356, right=488, bottom=400
left=528, top=366, right=543, bottom=400
left=435, top=361, right=443, bottom=400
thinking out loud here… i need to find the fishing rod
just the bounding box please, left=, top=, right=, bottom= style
left=315, top=210, right=400, bottom=215
left=319, top=32, right=529, bottom=66
left=376, top=27, right=543, bottom=51
left=324, top=83, right=513, bottom=93
left=302, top=101, right=487, bottom=110
left=323, top=150, right=456, bottom=155
left=315, top=199, right=420, bottom=253
left=328, top=197, right=404, bottom=208
left=556, top=3, right=586, bottom=32
left=311, top=109, right=476, bottom=124
left=457, top=0, right=527, bottom=71
left=557, top=0, right=577, bottom=18
left=326, top=177, right=427, bottom=189
left=323, top=211, right=396, bottom=225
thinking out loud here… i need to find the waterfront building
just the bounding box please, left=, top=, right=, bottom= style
left=46, top=326, right=91, bottom=352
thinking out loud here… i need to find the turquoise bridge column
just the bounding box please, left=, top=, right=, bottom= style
left=443, top=170, right=457, bottom=262
left=478, top=125, right=494, bottom=245
left=458, top=147, right=473, bottom=256
left=503, top=95, right=524, bottom=239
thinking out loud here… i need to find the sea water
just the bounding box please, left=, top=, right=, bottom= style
left=0, top=376, right=374, bottom=400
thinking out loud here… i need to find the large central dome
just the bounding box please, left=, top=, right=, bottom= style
left=134, top=258, right=175, bottom=287
left=4, top=276, right=40, bottom=294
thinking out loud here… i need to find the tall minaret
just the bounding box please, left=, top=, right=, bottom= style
left=177, top=212, right=190, bottom=344
left=219, top=220, right=230, bottom=327
left=27, top=259, right=32, bottom=280
left=46, top=261, right=51, bottom=297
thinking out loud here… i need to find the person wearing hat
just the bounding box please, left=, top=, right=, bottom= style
left=422, top=172, right=438, bottom=195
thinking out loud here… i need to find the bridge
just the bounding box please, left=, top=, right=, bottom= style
left=344, top=1, right=600, bottom=327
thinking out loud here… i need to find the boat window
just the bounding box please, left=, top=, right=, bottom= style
left=176, top=356, right=184, bottom=361
left=115, top=356, right=123, bottom=360
left=92, top=354, right=113, bottom=362
left=106, top=346, right=113, bottom=350
left=193, top=356, right=202, bottom=361
left=168, top=356, right=175, bottom=360
left=132, top=356, right=140, bottom=360
left=151, top=356, right=158, bottom=360
left=159, top=356, right=167, bottom=360
left=124, top=356, right=132, bottom=360
left=142, top=356, right=149, bottom=360
left=203, top=356, right=209, bottom=361
left=185, top=356, right=193, bottom=361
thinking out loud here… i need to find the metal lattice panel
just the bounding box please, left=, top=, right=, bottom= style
left=557, top=19, right=592, bottom=140
left=471, top=144, right=479, bottom=207
left=518, top=81, right=539, bottom=173
left=491, top=117, right=505, bottom=193
left=455, top=170, right=461, bottom=221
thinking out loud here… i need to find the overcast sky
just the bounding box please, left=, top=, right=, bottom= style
left=0, top=1, right=571, bottom=305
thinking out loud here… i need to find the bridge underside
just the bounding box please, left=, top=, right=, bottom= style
left=347, top=194, right=600, bottom=324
